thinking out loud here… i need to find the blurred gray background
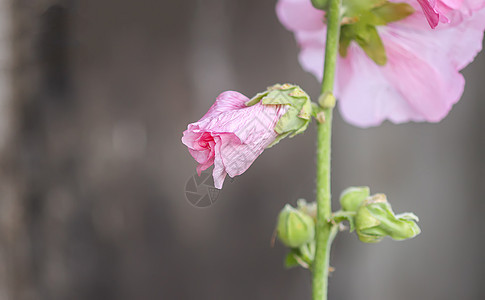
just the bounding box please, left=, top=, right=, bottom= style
left=0, top=0, right=483, bottom=299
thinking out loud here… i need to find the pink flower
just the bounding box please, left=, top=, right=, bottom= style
left=276, top=0, right=485, bottom=127
left=182, top=91, right=288, bottom=189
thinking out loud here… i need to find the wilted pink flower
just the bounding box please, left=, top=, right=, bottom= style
left=277, top=0, right=485, bottom=127
left=182, top=91, right=288, bottom=189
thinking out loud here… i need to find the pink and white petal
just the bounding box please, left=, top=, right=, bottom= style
left=384, top=6, right=485, bottom=74
left=201, top=91, right=250, bottom=121
left=197, top=101, right=286, bottom=141
left=460, top=0, right=485, bottom=12
left=295, top=27, right=326, bottom=48
left=192, top=101, right=288, bottom=186
left=276, top=0, right=325, bottom=32
left=375, top=28, right=465, bottom=122
left=188, top=147, right=211, bottom=164
left=337, top=45, right=424, bottom=127
left=218, top=134, right=263, bottom=178
left=298, top=45, right=325, bottom=81
left=340, top=8, right=485, bottom=126
left=437, top=7, right=485, bottom=69
left=196, top=156, right=214, bottom=176
left=385, top=47, right=462, bottom=122
left=212, top=136, right=227, bottom=189
left=439, top=0, right=465, bottom=9
left=417, top=0, right=441, bottom=28
left=181, top=130, right=200, bottom=150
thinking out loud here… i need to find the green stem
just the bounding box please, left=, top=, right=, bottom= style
left=312, top=0, right=341, bottom=299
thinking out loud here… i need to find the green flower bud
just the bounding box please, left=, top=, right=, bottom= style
left=246, top=84, right=312, bottom=147
left=355, top=194, right=421, bottom=243
left=277, top=204, right=315, bottom=248
left=318, top=92, right=336, bottom=109
left=311, top=0, right=328, bottom=10
left=339, top=186, right=370, bottom=212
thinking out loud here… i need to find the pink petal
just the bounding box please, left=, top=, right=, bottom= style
left=276, top=0, right=325, bottom=32
left=439, top=0, right=464, bottom=9
left=200, top=91, right=249, bottom=121
left=417, top=0, right=441, bottom=28
left=298, top=46, right=325, bottom=81
left=337, top=45, right=425, bottom=127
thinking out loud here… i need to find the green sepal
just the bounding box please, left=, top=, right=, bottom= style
left=355, top=194, right=421, bottom=243
left=339, top=1, right=414, bottom=66
left=311, top=102, right=323, bottom=118
left=343, top=0, right=387, bottom=19
left=274, top=107, right=306, bottom=134
left=284, top=251, right=301, bottom=268
left=268, top=132, right=291, bottom=148
left=248, top=84, right=313, bottom=148
left=339, top=25, right=353, bottom=58
left=340, top=23, right=387, bottom=65
left=332, top=210, right=357, bottom=232
left=284, top=242, right=315, bottom=269
left=354, top=25, right=387, bottom=65
left=370, top=2, right=415, bottom=25
left=298, top=242, right=315, bottom=265
left=246, top=90, right=269, bottom=107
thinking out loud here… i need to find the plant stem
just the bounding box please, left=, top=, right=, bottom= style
left=312, top=0, right=341, bottom=299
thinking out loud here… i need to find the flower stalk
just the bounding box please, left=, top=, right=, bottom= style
left=312, top=0, right=341, bottom=299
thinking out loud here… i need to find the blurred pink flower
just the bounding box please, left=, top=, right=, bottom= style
left=182, top=91, right=288, bottom=189
left=277, top=0, right=485, bottom=127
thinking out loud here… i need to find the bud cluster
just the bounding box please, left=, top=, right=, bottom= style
left=338, top=187, right=421, bottom=243
left=275, top=189, right=420, bottom=268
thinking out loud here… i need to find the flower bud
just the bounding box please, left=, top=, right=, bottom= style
left=277, top=204, right=315, bottom=248
left=311, top=0, right=328, bottom=10
left=318, top=92, right=336, bottom=109
left=246, top=84, right=312, bottom=147
left=339, top=186, right=370, bottom=212
left=296, top=198, right=317, bottom=219
left=355, top=194, right=421, bottom=243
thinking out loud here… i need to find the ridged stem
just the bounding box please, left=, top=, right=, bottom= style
left=312, top=0, right=341, bottom=299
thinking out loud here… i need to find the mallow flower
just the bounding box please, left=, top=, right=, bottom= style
left=182, top=84, right=312, bottom=188
left=276, top=0, right=485, bottom=127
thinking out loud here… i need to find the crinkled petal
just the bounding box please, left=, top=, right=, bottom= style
left=200, top=91, right=249, bottom=121
left=212, top=135, right=227, bottom=189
